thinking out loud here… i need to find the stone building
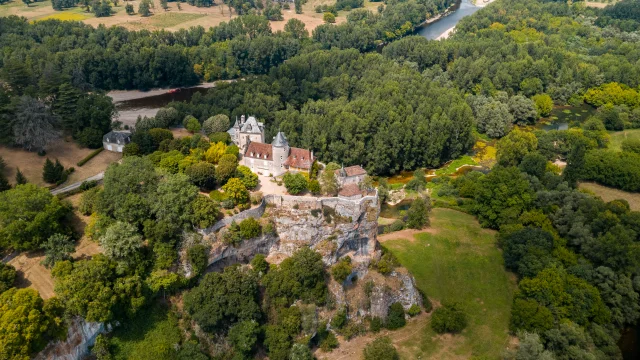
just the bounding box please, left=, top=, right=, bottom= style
left=102, top=131, right=131, bottom=152
left=335, top=165, right=367, bottom=186
left=229, top=117, right=314, bottom=176
left=228, top=115, right=265, bottom=154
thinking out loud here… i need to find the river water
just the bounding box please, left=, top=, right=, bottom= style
left=416, top=0, right=483, bottom=40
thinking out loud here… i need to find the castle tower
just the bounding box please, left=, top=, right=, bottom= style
left=271, top=131, right=289, bottom=176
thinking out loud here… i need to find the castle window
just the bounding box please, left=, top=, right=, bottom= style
left=251, top=152, right=254, bottom=157
left=264, top=154, right=267, bottom=159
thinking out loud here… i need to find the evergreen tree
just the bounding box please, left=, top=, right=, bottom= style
left=0, top=173, right=10, bottom=192
left=161, top=0, right=168, bottom=10
left=53, top=84, right=81, bottom=132
left=15, top=168, right=27, bottom=185
left=43, top=158, right=57, bottom=183
left=138, top=0, right=151, bottom=16
left=54, top=159, right=65, bottom=182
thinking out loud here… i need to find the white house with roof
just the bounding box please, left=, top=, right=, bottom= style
left=228, top=116, right=314, bottom=176
left=102, top=131, right=131, bottom=152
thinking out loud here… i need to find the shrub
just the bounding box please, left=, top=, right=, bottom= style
left=331, top=307, right=347, bottom=329
left=431, top=302, right=467, bottom=334
left=251, top=254, right=269, bottom=274
left=77, top=148, right=104, bottom=167
left=323, top=12, right=336, bottom=23
left=187, top=244, right=209, bottom=276
left=370, top=316, right=382, bottom=333
left=622, top=138, right=640, bottom=154
left=385, top=302, right=406, bottom=330
left=239, top=217, right=262, bottom=239
left=208, top=132, right=231, bottom=144
left=308, top=179, right=321, bottom=195
left=125, top=3, right=134, bottom=14
left=183, top=115, right=201, bottom=133
left=363, top=337, right=399, bottom=360
left=389, top=220, right=405, bottom=232
left=319, top=331, right=339, bottom=352
left=79, top=187, right=101, bottom=215
left=331, top=256, right=353, bottom=283
left=283, top=172, right=308, bottom=195
left=407, top=304, right=421, bottom=317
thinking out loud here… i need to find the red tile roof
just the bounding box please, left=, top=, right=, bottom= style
left=284, top=147, right=314, bottom=169
left=335, top=165, right=367, bottom=177
left=245, top=142, right=273, bottom=160
left=339, top=184, right=362, bottom=197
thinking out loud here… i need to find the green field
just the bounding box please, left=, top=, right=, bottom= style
left=382, top=208, right=516, bottom=359
left=608, top=129, right=640, bottom=152
left=109, top=303, right=182, bottom=360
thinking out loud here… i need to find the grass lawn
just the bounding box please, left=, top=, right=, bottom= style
left=109, top=302, right=182, bottom=360
left=382, top=208, right=517, bottom=359
left=608, top=129, right=640, bottom=152
left=435, top=155, right=477, bottom=176
left=579, top=182, right=640, bottom=211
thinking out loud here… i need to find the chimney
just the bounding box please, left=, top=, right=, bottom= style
left=241, top=115, right=246, bottom=124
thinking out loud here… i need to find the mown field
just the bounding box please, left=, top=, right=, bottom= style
left=381, top=208, right=517, bottom=359
left=0, top=0, right=350, bottom=31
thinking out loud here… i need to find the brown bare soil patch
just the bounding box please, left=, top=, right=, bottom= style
left=584, top=1, right=611, bottom=8
left=315, top=313, right=433, bottom=360
left=0, top=140, right=121, bottom=187
left=378, top=228, right=440, bottom=243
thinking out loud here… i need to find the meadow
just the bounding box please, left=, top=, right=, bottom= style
left=608, top=128, right=640, bottom=152
left=380, top=208, right=517, bottom=359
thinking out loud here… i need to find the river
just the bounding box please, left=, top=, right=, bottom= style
left=416, top=0, right=487, bottom=40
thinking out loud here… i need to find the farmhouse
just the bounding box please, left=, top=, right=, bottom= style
left=229, top=116, right=314, bottom=176
left=102, top=131, right=131, bottom=152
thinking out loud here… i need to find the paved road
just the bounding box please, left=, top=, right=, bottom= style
left=50, top=172, right=104, bottom=196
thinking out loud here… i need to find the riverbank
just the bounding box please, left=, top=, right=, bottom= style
left=108, top=81, right=221, bottom=103
left=422, top=0, right=496, bottom=40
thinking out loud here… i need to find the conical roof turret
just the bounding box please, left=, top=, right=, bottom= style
left=272, top=131, right=288, bottom=147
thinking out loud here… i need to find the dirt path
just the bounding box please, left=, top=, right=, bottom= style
left=378, top=228, right=439, bottom=243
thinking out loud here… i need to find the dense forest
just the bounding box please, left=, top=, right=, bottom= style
left=3, top=0, right=640, bottom=358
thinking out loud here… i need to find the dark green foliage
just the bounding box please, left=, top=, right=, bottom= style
left=262, top=247, right=327, bottom=307
left=251, top=254, right=269, bottom=274
left=125, top=3, right=135, bottom=14
left=183, top=265, right=261, bottom=333
left=389, top=220, right=405, bottom=232
left=0, top=172, right=9, bottom=192
left=474, top=167, right=534, bottom=229
left=318, top=330, right=338, bottom=352
left=335, top=0, right=363, bottom=11
left=79, top=187, right=102, bottom=216
left=0, top=184, right=72, bottom=250
left=0, top=262, right=16, bottom=294
left=42, top=234, right=75, bottom=268
left=91, top=334, right=112, bottom=360
left=264, top=306, right=302, bottom=360
left=208, top=132, right=231, bottom=144
left=14, top=168, right=27, bottom=185
left=518, top=152, right=547, bottom=179
left=187, top=244, right=209, bottom=276
left=331, top=307, right=347, bottom=329
left=229, top=320, right=260, bottom=358
left=405, top=169, right=427, bottom=192
left=385, top=302, right=406, bottom=330
left=369, top=316, right=382, bottom=332
left=501, top=227, right=555, bottom=278
left=185, top=162, right=216, bottom=190
left=43, top=158, right=64, bottom=184
left=191, top=195, right=220, bottom=229
left=331, top=256, right=353, bottom=283
left=363, top=337, right=399, bottom=360
left=283, top=172, right=307, bottom=195
left=406, top=197, right=430, bottom=229
left=431, top=302, right=467, bottom=334
left=581, top=150, right=640, bottom=192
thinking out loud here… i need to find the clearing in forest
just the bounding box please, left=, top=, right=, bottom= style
left=608, top=129, right=640, bottom=152
left=579, top=181, right=640, bottom=211
left=379, top=208, right=516, bottom=359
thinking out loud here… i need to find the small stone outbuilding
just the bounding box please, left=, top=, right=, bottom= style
left=338, top=183, right=363, bottom=200
left=335, top=165, right=367, bottom=187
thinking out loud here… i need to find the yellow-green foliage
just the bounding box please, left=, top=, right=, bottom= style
left=584, top=82, right=640, bottom=108
left=37, top=12, right=89, bottom=21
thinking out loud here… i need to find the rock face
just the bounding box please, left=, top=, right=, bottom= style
left=34, top=318, right=107, bottom=360
left=204, top=192, right=423, bottom=320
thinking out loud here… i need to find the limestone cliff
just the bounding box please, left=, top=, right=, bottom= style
left=202, top=193, right=423, bottom=320
left=34, top=318, right=107, bottom=360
